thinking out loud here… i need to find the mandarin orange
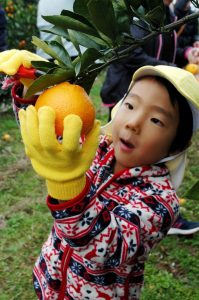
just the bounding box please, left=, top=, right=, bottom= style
left=35, top=82, right=95, bottom=136
left=185, top=63, right=199, bottom=75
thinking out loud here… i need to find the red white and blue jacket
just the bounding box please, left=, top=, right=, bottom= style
left=33, top=136, right=179, bottom=300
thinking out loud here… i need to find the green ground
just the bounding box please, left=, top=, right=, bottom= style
left=0, top=76, right=199, bottom=299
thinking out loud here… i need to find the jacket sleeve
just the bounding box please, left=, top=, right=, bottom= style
left=47, top=176, right=179, bottom=267
left=120, top=22, right=175, bottom=70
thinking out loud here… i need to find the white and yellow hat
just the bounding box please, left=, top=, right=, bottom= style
left=101, top=65, right=199, bottom=190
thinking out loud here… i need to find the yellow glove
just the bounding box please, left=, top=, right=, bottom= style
left=0, top=49, right=47, bottom=75
left=19, top=105, right=100, bottom=200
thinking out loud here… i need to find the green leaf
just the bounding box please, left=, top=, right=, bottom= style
left=144, top=5, right=165, bottom=27
left=124, top=0, right=142, bottom=10
left=48, top=40, right=73, bottom=67
left=140, top=0, right=150, bottom=11
left=32, top=36, right=62, bottom=61
left=25, top=68, right=75, bottom=98
left=73, top=0, right=92, bottom=20
left=42, top=25, right=70, bottom=39
left=66, top=30, right=106, bottom=49
left=32, top=36, right=73, bottom=68
left=43, top=14, right=100, bottom=38
left=79, top=48, right=102, bottom=73
left=79, top=75, right=96, bottom=94
left=67, top=29, right=81, bottom=55
left=32, top=36, right=53, bottom=55
left=184, top=180, right=199, bottom=200
left=87, top=0, right=118, bottom=42
left=61, top=8, right=95, bottom=28
left=74, top=61, right=81, bottom=76
left=43, top=26, right=107, bottom=49
left=114, top=2, right=131, bottom=34
left=75, top=65, right=102, bottom=94
left=31, top=61, right=58, bottom=73
left=147, top=0, right=164, bottom=10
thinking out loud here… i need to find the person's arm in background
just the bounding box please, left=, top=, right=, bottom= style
left=116, top=21, right=176, bottom=72
left=0, top=6, right=7, bottom=52
left=100, top=20, right=175, bottom=106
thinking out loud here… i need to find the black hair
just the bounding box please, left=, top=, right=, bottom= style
left=153, top=76, right=193, bottom=153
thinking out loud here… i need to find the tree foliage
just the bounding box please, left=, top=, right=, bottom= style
left=3, top=0, right=199, bottom=97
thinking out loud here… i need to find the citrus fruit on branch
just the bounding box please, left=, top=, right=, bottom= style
left=35, top=82, right=95, bottom=137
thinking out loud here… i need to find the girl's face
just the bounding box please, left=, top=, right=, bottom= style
left=112, top=77, right=180, bottom=173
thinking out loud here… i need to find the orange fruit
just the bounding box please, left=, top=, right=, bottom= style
left=2, top=133, right=11, bottom=141
left=179, top=198, right=186, bottom=206
left=35, top=82, right=95, bottom=136
left=185, top=63, right=199, bottom=75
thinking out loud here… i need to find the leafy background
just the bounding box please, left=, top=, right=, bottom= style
left=1, top=0, right=38, bottom=51
left=0, top=0, right=199, bottom=299
left=0, top=0, right=38, bottom=105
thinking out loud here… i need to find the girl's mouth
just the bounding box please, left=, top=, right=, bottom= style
left=120, top=138, right=134, bottom=151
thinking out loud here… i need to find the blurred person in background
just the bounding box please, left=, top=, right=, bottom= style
left=100, top=0, right=199, bottom=236
left=174, top=0, right=199, bottom=63
left=101, top=0, right=199, bottom=120
left=0, top=5, right=7, bottom=52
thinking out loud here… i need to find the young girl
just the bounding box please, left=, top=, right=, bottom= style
left=12, top=65, right=199, bottom=299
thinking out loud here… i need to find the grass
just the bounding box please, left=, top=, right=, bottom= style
left=0, top=76, right=199, bottom=300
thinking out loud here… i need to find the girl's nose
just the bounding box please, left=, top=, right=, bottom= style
left=125, top=114, right=142, bottom=134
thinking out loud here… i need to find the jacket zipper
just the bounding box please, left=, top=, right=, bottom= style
left=58, top=246, right=73, bottom=300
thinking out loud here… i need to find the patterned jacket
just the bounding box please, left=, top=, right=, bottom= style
left=33, top=136, right=179, bottom=300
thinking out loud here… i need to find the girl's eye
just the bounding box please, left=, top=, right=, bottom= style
left=124, top=102, right=134, bottom=110
left=151, top=118, right=164, bottom=127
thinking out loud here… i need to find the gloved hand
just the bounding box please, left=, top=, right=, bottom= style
left=19, top=105, right=100, bottom=200
left=0, top=49, right=46, bottom=75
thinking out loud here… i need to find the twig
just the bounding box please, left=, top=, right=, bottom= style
left=78, top=10, right=199, bottom=80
